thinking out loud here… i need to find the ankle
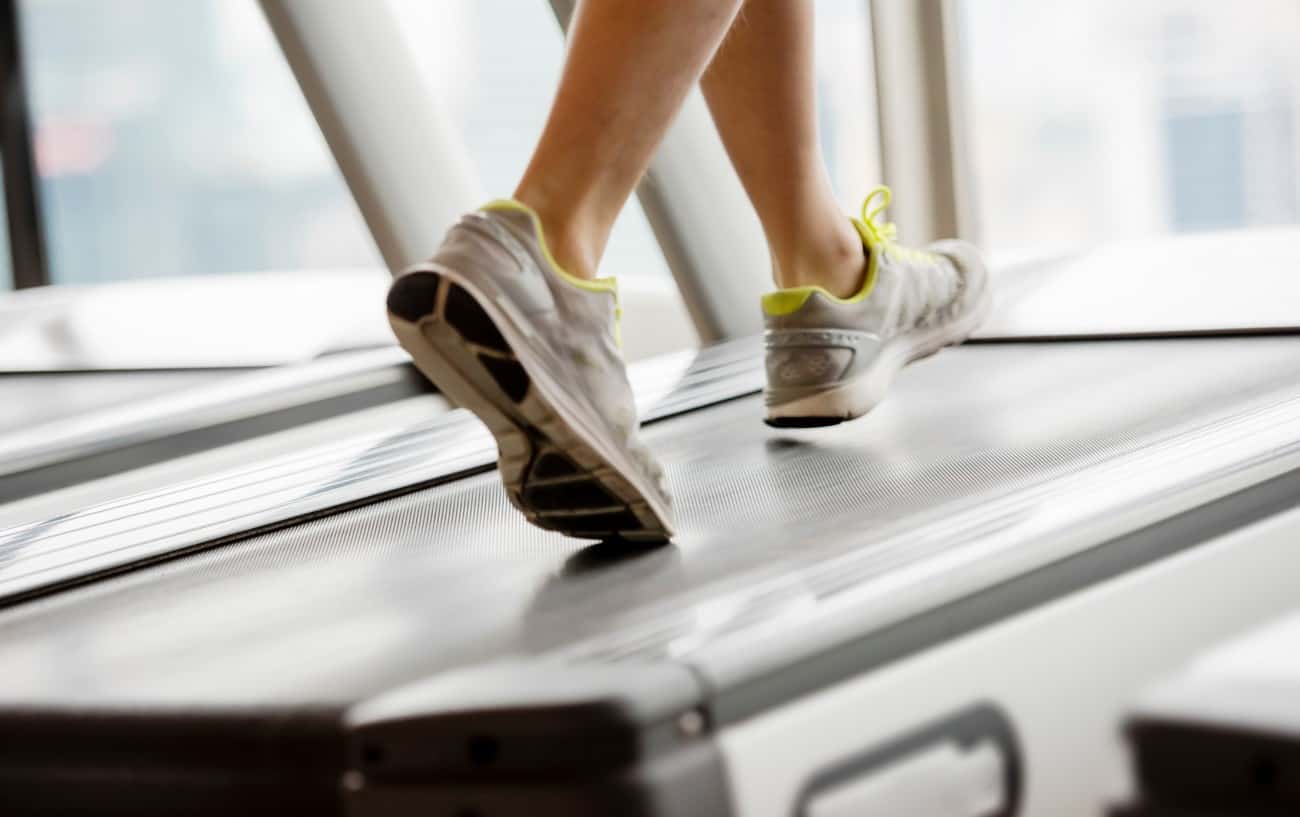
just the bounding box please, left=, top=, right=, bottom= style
left=770, top=219, right=866, bottom=298
left=538, top=219, right=601, bottom=281
left=512, top=186, right=605, bottom=281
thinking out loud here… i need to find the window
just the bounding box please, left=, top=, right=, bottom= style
left=958, top=0, right=1300, bottom=255
left=20, top=0, right=379, bottom=285
left=814, top=0, right=881, bottom=204
left=14, top=0, right=691, bottom=358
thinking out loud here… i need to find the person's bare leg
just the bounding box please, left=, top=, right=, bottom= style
left=514, top=0, right=744, bottom=280
left=701, top=1, right=866, bottom=297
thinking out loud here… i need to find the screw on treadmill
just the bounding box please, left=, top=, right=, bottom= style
left=676, top=709, right=706, bottom=738
left=341, top=769, right=366, bottom=793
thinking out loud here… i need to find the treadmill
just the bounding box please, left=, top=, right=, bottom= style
left=4, top=327, right=1300, bottom=817
left=4, top=4, right=1300, bottom=816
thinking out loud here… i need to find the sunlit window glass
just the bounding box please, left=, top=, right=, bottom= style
left=959, top=0, right=1300, bottom=254
left=20, top=0, right=379, bottom=284
left=814, top=0, right=881, bottom=203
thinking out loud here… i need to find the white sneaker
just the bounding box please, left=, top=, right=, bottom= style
left=762, top=186, right=993, bottom=426
left=387, top=200, right=673, bottom=541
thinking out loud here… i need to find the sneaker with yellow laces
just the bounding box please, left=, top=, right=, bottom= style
left=386, top=200, right=673, bottom=542
left=761, top=186, right=993, bottom=427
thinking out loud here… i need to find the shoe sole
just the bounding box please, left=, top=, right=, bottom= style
left=388, top=269, right=673, bottom=542
left=765, top=268, right=994, bottom=428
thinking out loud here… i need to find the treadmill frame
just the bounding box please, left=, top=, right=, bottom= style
left=5, top=338, right=1300, bottom=816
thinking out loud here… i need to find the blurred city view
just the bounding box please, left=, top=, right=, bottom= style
left=12, top=0, right=1300, bottom=286
left=961, top=0, right=1300, bottom=252
left=20, top=0, right=375, bottom=285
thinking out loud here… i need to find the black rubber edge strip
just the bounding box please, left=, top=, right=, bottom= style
left=344, top=660, right=733, bottom=817
left=969, top=326, right=1300, bottom=344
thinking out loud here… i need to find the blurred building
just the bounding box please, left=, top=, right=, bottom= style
left=15, top=0, right=1300, bottom=283
left=22, top=0, right=376, bottom=284
left=962, top=0, right=1300, bottom=252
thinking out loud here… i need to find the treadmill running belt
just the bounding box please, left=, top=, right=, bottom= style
left=2, top=337, right=1298, bottom=715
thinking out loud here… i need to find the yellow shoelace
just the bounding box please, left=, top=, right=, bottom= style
left=859, top=185, right=899, bottom=246
left=859, top=185, right=935, bottom=265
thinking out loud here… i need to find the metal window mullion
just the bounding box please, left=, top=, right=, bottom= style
left=868, top=0, right=977, bottom=245
left=0, top=0, right=48, bottom=288
left=267, top=0, right=768, bottom=340
left=260, top=0, right=482, bottom=276
left=549, top=0, right=769, bottom=343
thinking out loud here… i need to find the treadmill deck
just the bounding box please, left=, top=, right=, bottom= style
left=3, top=336, right=1299, bottom=714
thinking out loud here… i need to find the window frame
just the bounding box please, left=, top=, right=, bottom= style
left=868, top=0, right=975, bottom=246
left=1, top=0, right=48, bottom=288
